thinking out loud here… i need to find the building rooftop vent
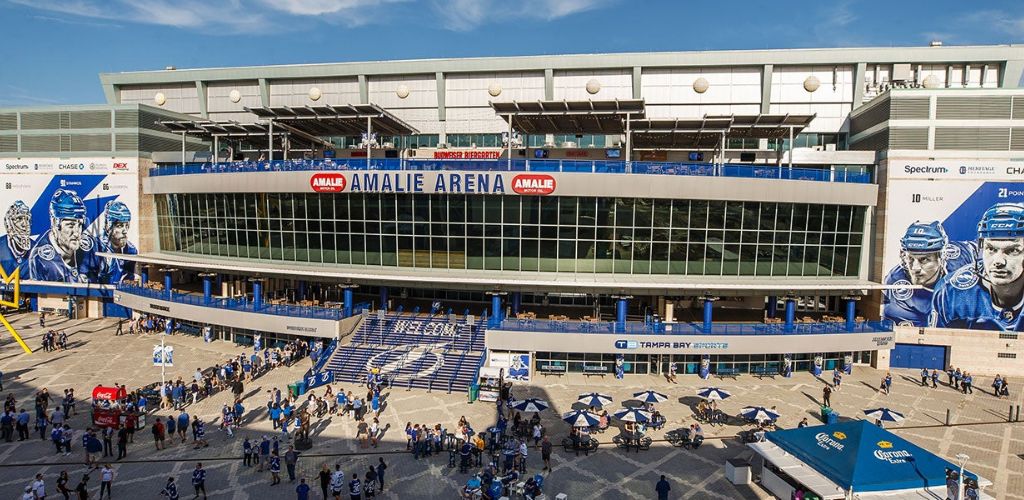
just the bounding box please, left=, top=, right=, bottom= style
left=929, top=40, right=943, bottom=47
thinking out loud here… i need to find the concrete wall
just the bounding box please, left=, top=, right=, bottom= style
left=485, top=329, right=894, bottom=355
left=146, top=169, right=879, bottom=206
left=113, top=290, right=341, bottom=339
left=893, top=325, right=1024, bottom=377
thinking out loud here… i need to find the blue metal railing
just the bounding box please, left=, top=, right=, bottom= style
left=149, top=158, right=872, bottom=184
left=493, top=318, right=893, bottom=335
left=117, top=284, right=347, bottom=321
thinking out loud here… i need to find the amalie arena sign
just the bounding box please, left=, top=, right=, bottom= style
left=309, top=172, right=556, bottom=196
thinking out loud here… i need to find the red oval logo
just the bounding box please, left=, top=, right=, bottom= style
left=511, top=174, right=556, bottom=195
left=310, top=173, right=346, bottom=193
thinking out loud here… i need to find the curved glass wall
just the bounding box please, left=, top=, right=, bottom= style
left=157, top=193, right=865, bottom=277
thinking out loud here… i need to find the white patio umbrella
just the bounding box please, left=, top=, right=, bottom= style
left=632, top=390, right=669, bottom=404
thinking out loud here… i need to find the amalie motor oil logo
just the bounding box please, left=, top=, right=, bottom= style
left=511, top=174, right=556, bottom=195
left=310, top=173, right=347, bottom=193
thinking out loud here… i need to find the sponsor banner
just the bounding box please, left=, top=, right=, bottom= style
left=152, top=345, right=174, bottom=367
left=0, top=163, right=140, bottom=286
left=306, top=171, right=557, bottom=196
left=432, top=150, right=502, bottom=160
left=890, top=160, right=1024, bottom=180
left=3, top=158, right=138, bottom=175
left=488, top=352, right=531, bottom=381
left=881, top=159, right=1024, bottom=330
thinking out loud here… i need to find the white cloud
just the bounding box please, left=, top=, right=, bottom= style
left=431, top=0, right=616, bottom=31
left=965, top=10, right=1024, bottom=39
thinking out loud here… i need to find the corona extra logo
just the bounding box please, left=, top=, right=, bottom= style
left=0, top=266, right=32, bottom=354
left=877, top=441, right=893, bottom=449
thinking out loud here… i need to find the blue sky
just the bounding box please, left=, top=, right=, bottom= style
left=0, top=0, right=1021, bottom=106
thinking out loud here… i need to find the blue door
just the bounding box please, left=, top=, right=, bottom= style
left=890, top=343, right=946, bottom=369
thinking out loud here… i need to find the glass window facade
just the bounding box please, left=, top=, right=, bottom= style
left=157, top=194, right=865, bottom=277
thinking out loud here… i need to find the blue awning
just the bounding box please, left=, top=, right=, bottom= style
left=765, top=420, right=975, bottom=493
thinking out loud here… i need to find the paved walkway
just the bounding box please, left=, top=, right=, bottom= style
left=0, top=314, right=1021, bottom=499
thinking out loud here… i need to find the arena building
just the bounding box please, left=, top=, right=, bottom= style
left=1, top=44, right=1023, bottom=387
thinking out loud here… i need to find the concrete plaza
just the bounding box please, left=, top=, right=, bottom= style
left=0, top=313, right=1021, bottom=499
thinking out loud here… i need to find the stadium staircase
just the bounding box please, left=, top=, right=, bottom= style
left=323, top=313, right=486, bottom=393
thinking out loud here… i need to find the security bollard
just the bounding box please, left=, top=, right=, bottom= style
left=945, top=408, right=951, bottom=427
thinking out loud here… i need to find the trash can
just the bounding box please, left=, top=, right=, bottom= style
left=287, top=383, right=299, bottom=398
left=826, top=411, right=839, bottom=425
left=820, top=405, right=833, bottom=423
left=468, top=384, right=479, bottom=403
left=296, top=380, right=307, bottom=396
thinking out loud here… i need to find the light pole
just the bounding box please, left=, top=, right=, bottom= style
left=956, top=452, right=969, bottom=500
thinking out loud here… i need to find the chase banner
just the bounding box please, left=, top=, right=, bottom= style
left=0, top=158, right=139, bottom=285
left=881, top=160, right=1024, bottom=330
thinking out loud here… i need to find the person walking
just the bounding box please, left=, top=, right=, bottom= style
left=284, top=445, right=300, bottom=483
left=243, top=438, right=254, bottom=467
left=102, top=426, right=113, bottom=457
left=152, top=418, right=166, bottom=450
left=330, top=465, right=345, bottom=499
left=884, top=372, right=893, bottom=395
left=159, top=477, right=179, bottom=500
left=931, top=369, right=939, bottom=389
left=541, top=435, right=552, bottom=471
left=269, top=451, right=282, bottom=485
left=295, top=478, right=311, bottom=500
left=74, top=475, right=89, bottom=500
left=920, top=368, right=929, bottom=387
left=822, top=384, right=832, bottom=407
left=31, top=473, right=46, bottom=500
left=57, top=470, right=71, bottom=499
left=376, top=458, right=386, bottom=492
left=963, top=372, right=974, bottom=394
left=655, top=475, right=671, bottom=500
left=99, top=464, right=115, bottom=499
left=348, top=475, right=362, bottom=500
left=191, top=462, right=208, bottom=500
left=116, top=425, right=128, bottom=460
left=318, top=464, right=332, bottom=500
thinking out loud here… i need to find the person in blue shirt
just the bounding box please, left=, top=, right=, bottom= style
left=176, top=411, right=190, bottom=444
left=97, top=200, right=137, bottom=283
left=27, top=189, right=104, bottom=283
left=0, top=200, right=32, bottom=278
left=884, top=221, right=976, bottom=326
left=296, top=478, right=311, bottom=500
left=269, top=451, right=282, bottom=485
left=931, top=203, right=1024, bottom=331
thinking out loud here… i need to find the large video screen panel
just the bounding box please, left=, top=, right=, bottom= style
left=881, top=161, right=1024, bottom=330
left=0, top=158, right=140, bottom=284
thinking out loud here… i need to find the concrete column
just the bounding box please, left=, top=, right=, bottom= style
left=664, top=301, right=675, bottom=323
left=221, top=281, right=229, bottom=298
left=784, top=297, right=796, bottom=332
left=343, top=287, right=354, bottom=318
left=767, top=295, right=778, bottom=318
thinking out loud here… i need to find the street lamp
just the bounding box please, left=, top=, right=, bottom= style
left=955, top=453, right=969, bottom=500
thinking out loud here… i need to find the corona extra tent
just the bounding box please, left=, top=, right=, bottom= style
left=747, top=420, right=992, bottom=499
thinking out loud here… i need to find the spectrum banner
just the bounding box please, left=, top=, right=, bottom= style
left=881, top=160, right=1024, bottom=330
left=0, top=158, right=139, bottom=285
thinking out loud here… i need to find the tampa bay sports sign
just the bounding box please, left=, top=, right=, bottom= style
left=309, top=172, right=556, bottom=196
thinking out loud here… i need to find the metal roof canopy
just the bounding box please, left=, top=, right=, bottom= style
left=491, top=99, right=646, bottom=135
left=245, top=104, right=419, bottom=136
left=158, top=119, right=330, bottom=151
left=631, top=114, right=815, bottom=149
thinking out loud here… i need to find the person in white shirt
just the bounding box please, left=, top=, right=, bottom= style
left=100, top=464, right=115, bottom=499
left=21, top=485, right=34, bottom=500
left=31, top=473, right=45, bottom=499
left=330, top=465, right=345, bottom=497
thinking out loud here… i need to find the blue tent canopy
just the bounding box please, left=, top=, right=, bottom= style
left=765, top=420, right=975, bottom=493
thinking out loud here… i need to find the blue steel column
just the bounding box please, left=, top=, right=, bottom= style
left=489, top=292, right=504, bottom=328
left=160, top=268, right=177, bottom=300
left=298, top=281, right=307, bottom=301
left=251, top=279, right=263, bottom=311
left=379, top=286, right=389, bottom=311
left=784, top=296, right=796, bottom=332
left=844, top=296, right=858, bottom=332
left=613, top=295, right=631, bottom=333
left=702, top=296, right=717, bottom=333
left=766, top=295, right=778, bottom=318
left=511, top=292, right=521, bottom=315
left=202, top=275, right=213, bottom=304
left=343, top=286, right=354, bottom=318
left=140, top=266, right=149, bottom=286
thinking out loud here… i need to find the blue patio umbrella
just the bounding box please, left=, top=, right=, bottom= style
left=696, top=387, right=732, bottom=400
left=562, top=410, right=601, bottom=428
left=613, top=408, right=652, bottom=423
left=632, top=390, right=669, bottom=404
left=740, top=406, right=780, bottom=422
left=862, top=408, right=905, bottom=423
left=577, top=392, right=613, bottom=407
left=511, top=398, right=550, bottom=413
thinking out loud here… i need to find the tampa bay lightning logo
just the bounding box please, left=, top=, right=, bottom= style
left=80, top=234, right=94, bottom=252
left=891, top=279, right=914, bottom=301
left=898, top=320, right=916, bottom=327
left=950, top=267, right=979, bottom=290
left=366, top=343, right=446, bottom=382
left=1001, top=309, right=1015, bottom=321
left=942, top=244, right=961, bottom=261
left=38, top=244, right=55, bottom=262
